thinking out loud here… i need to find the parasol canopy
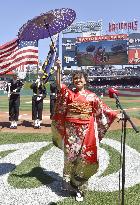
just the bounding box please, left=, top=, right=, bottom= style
left=18, top=8, right=76, bottom=41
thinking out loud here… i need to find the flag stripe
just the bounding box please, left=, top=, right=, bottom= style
left=0, top=60, right=38, bottom=75
left=0, top=40, right=17, bottom=58
left=0, top=48, right=18, bottom=60
left=0, top=38, right=38, bottom=75
left=0, top=39, right=17, bottom=50
left=6, top=58, right=38, bottom=70
left=0, top=48, right=38, bottom=64
left=0, top=44, right=17, bottom=56
left=0, top=55, right=38, bottom=69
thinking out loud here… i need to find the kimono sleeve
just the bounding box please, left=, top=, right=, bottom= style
left=93, top=96, right=117, bottom=142
left=51, top=84, right=70, bottom=149
left=52, top=84, right=70, bottom=120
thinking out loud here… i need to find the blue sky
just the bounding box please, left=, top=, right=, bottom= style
left=0, top=0, right=140, bottom=62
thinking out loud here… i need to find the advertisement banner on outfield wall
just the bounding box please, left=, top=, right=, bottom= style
left=76, top=39, right=128, bottom=66
left=62, top=38, right=77, bottom=67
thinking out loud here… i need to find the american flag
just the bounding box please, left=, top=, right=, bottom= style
left=0, top=38, right=38, bottom=75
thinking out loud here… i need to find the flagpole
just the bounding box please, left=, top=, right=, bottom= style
left=44, top=21, right=55, bottom=51
left=7, top=82, right=11, bottom=100
left=37, top=63, right=39, bottom=96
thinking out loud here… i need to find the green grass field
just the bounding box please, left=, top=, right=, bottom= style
left=0, top=94, right=140, bottom=204
left=0, top=129, right=140, bottom=204
left=0, top=95, right=50, bottom=111
left=0, top=95, right=140, bottom=116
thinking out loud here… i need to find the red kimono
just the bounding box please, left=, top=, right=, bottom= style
left=51, top=84, right=117, bottom=191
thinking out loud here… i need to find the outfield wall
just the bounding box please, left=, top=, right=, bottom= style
left=103, top=88, right=140, bottom=97
left=117, top=88, right=140, bottom=97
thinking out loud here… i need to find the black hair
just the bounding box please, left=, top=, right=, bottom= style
left=72, top=70, right=88, bottom=83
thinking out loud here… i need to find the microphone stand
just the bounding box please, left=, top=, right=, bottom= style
left=113, top=94, right=139, bottom=205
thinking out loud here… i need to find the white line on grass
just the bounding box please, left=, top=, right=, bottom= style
left=0, top=139, right=140, bottom=204
left=41, top=139, right=140, bottom=192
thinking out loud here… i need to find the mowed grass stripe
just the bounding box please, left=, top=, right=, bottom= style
left=0, top=129, right=140, bottom=204
left=0, top=132, right=52, bottom=145
left=8, top=143, right=54, bottom=189
left=0, top=95, right=50, bottom=112
left=1, top=96, right=140, bottom=113
left=104, top=101, right=140, bottom=110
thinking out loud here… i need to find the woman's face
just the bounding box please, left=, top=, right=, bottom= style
left=73, top=74, right=86, bottom=90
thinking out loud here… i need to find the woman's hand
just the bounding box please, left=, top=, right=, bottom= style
left=117, top=113, right=123, bottom=120
left=55, top=58, right=62, bottom=89
left=55, top=58, right=61, bottom=69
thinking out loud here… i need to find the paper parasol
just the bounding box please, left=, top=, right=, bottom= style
left=18, top=8, right=76, bottom=41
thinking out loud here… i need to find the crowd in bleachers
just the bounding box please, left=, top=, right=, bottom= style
left=62, top=65, right=140, bottom=85
left=84, top=65, right=140, bottom=78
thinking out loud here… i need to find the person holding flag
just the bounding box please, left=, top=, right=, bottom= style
left=30, top=33, right=59, bottom=128
left=40, top=34, right=59, bottom=119
left=0, top=36, right=39, bottom=128
left=30, top=73, right=46, bottom=129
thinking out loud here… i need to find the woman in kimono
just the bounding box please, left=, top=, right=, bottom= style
left=51, top=60, right=119, bottom=202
